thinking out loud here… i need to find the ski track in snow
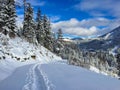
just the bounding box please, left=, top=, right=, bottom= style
left=22, top=64, right=54, bottom=90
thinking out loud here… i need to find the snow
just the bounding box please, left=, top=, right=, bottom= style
left=22, top=64, right=54, bottom=90
left=0, top=34, right=61, bottom=62
left=1, top=61, right=120, bottom=90
left=109, top=46, right=119, bottom=56
left=41, top=63, right=120, bottom=90
left=90, top=66, right=108, bottom=76
left=62, top=38, right=73, bottom=42
left=0, top=59, right=19, bottom=81
left=0, top=34, right=61, bottom=81
left=90, top=66, right=101, bottom=73
left=104, top=32, right=112, bottom=40
left=0, top=59, right=36, bottom=81
left=0, top=35, right=120, bottom=90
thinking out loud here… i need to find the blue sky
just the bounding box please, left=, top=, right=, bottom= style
left=16, top=0, right=120, bottom=38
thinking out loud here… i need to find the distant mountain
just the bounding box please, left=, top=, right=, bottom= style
left=79, top=26, right=120, bottom=50
left=72, top=37, right=83, bottom=41
left=61, top=37, right=83, bottom=44
left=101, top=26, right=120, bottom=40
left=62, top=38, right=73, bottom=42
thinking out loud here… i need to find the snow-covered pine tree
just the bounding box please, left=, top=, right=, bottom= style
left=5, top=0, right=17, bottom=38
left=55, top=28, right=64, bottom=55
left=36, top=8, right=44, bottom=45
left=57, top=28, right=63, bottom=40
left=22, top=0, right=26, bottom=35
left=0, top=0, right=9, bottom=45
left=0, top=0, right=16, bottom=38
left=23, top=3, right=36, bottom=43
left=23, top=0, right=26, bottom=19
left=36, top=8, right=41, bottom=23
left=52, top=32, right=58, bottom=53
left=43, top=15, right=53, bottom=51
left=0, top=0, right=5, bottom=33
left=116, top=53, right=120, bottom=76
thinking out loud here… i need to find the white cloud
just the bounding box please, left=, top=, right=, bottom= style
left=52, top=18, right=120, bottom=37
left=63, top=26, right=98, bottom=36
left=74, top=0, right=120, bottom=17
left=50, top=16, right=61, bottom=22
left=15, top=0, right=46, bottom=7
left=27, top=0, right=46, bottom=6
left=80, top=18, right=111, bottom=28
left=52, top=18, right=98, bottom=36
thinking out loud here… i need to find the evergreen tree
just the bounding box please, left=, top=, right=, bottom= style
left=43, top=15, right=53, bottom=51
left=23, top=3, right=36, bottom=43
left=52, top=32, right=58, bottom=53
left=57, top=28, right=63, bottom=40
left=0, top=0, right=5, bottom=33
left=36, top=8, right=44, bottom=45
left=36, top=8, right=41, bottom=22
left=0, top=0, right=16, bottom=38
left=55, top=28, right=64, bottom=55
left=22, top=0, right=26, bottom=35
left=116, top=53, right=120, bottom=76
left=7, top=0, right=17, bottom=38
left=23, top=0, right=26, bottom=19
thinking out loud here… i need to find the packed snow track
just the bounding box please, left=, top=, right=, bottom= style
left=0, top=61, right=120, bottom=90
left=0, top=64, right=53, bottom=90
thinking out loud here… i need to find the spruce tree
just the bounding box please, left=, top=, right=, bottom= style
left=116, top=49, right=120, bottom=77
left=7, top=0, right=17, bottom=38
left=23, top=0, right=26, bottom=19
left=43, top=15, right=53, bottom=51
left=22, top=0, right=26, bottom=35
left=57, top=28, right=63, bottom=40
left=0, top=0, right=5, bottom=33
left=55, top=28, right=64, bottom=55
left=23, top=3, right=36, bottom=43
left=36, top=8, right=44, bottom=45
left=0, top=0, right=16, bottom=37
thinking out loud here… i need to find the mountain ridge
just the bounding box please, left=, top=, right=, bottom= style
left=79, top=26, right=120, bottom=51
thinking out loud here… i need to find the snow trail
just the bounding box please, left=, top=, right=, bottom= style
left=0, top=64, right=32, bottom=90
left=0, top=63, right=54, bottom=90
left=38, top=65, right=55, bottom=90
left=23, top=64, right=54, bottom=90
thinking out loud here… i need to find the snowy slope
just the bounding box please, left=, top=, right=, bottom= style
left=102, top=26, right=120, bottom=40
left=0, top=59, right=22, bottom=81
left=0, top=34, right=120, bottom=90
left=0, top=33, right=61, bottom=81
left=79, top=26, right=120, bottom=50
left=41, top=63, right=120, bottom=90
left=0, top=34, right=61, bottom=62
left=104, top=32, right=113, bottom=40
left=0, top=61, right=120, bottom=90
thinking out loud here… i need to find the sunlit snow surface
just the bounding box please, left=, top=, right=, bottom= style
left=0, top=35, right=120, bottom=90
left=0, top=60, right=120, bottom=90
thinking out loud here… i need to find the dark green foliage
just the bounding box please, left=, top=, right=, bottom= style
left=36, top=9, right=44, bottom=45
left=23, top=3, right=36, bottom=43
left=116, top=54, right=120, bottom=76
left=53, top=29, right=64, bottom=55
left=0, top=1, right=4, bottom=32
left=43, top=15, right=53, bottom=51
left=0, top=0, right=16, bottom=37
left=57, top=28, right=63, bottom=40
left=36, top=8, right=41, bottom=22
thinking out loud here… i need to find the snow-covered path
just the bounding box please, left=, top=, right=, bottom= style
left=0, top=64, right=33, bottom=90
left=41, top=63, right=120, bottom=90
left=0, top=62, right=120, bottom=90
left=0, top=64, right=49, bottom=90
left=22, top=64, right=51, bottom=90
